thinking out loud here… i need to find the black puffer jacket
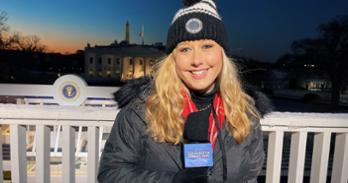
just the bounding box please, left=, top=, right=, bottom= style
left=98, top=77, right=272, bottom=183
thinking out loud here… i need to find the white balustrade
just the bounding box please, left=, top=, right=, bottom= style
left=261, top=112, right=348, bottom=183
left=0, top=104, right=116, bottom=183
left=0, top=105, right=348, bottom=183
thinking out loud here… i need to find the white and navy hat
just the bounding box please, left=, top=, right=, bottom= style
left=166, top=0, right=230, bottom=54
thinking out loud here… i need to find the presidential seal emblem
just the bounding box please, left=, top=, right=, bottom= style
left=61, top=83, right=79, bottom=100
left=53, top=75, right=87, bottom=106
left=185, top=18, right=203, bottom=34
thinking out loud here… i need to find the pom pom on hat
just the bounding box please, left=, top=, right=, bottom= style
left=183, top=0, right=202, bottom=7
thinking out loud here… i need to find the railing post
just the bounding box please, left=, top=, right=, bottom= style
left=331, top=133, right=348, bottom=183
left=36, top=125, right=51, bottom=183
left=0, top=126, right=3, bottom=182
left=310, top=132, right=331, bottom=183
left=87, top=126, right=99, bottom=183
left=54, top=125, right=61, bottom=153
left=288, top=131, right=307, bottom=183
left=266, top=131, right=284, bottom=183
left=99, top=126, right=104, bottom=155
left=10, top=124, right=27, bottom=183
left=63, top=125, right=76, bottom=183
left=76, top=126, right=83, bottom=156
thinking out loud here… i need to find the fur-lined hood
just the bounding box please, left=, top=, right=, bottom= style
left=114, top=77, right=272, bottom=117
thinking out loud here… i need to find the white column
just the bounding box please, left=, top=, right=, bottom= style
left=87, top=126, right=99, bottom=183
left=266, top=131, right=284, bottom=183
left=288, top=131, right=307, bottom=183
left=10, top=124, right=27, bottom=183
left=62, top=126, right=75, bottom=183
left=310, top=132, right=331, bottom=183
left=331, top=133, right=348, bottom=183
left=36, top=125, right=51, bottom=183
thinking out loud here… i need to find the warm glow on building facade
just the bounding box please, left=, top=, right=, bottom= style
left=84, top=21, right=165, bottom=83
left=84, top=45, right=165, bottom=82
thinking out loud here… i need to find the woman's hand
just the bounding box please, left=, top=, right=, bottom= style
left=172, top=168, right=208, bottom=183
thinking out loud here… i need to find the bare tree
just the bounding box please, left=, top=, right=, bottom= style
left=0, top=10, right=12, bottom=49
left=318, top=16, right=348, bottom=107
left=278, top=15, right=348, bottom=108
left=1, top=10, right=46, bottom=52
left=13, top=34, right=46, bottom=52
left=0, top=11, right=8, bottom=33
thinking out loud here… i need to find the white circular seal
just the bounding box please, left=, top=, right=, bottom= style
left=185, top=18, right=203, bottom=34
left=53, top=74, right=87, bottom=106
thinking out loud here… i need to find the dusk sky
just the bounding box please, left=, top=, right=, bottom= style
left=1, top=0, right=348, bottom=62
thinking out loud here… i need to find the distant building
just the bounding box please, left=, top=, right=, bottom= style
left=298, top=74, right=331, bottom=91
left=84, top=21, right=165, bottom=83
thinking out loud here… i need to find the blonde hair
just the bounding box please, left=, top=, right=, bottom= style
left=145, top=51, right=260, bottom=145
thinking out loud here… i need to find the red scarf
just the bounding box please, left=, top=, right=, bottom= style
left=182, top=91, right=225, bottom=149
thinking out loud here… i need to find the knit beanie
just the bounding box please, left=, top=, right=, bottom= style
left=166, top=0, right=230, bottom=54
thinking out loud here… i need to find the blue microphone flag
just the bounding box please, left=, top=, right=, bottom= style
left=184, top=143, right=213, bottom=168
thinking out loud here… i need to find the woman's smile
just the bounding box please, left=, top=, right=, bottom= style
left=189, top=68, right=209, bottom=79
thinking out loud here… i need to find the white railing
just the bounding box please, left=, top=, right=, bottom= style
left=0, top=104, right=117, bottom=183
left=0, top=104, right=348, bottom=183
left=262, top=112, right=348, bottom=183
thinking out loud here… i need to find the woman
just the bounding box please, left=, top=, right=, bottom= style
left=98, top=0, right=271, bottom=182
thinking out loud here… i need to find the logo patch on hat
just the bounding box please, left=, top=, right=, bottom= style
left=185, top=18, right=203, bottom=34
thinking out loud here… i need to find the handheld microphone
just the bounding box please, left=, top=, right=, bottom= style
left=183, top=110, right=213, bottom=168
